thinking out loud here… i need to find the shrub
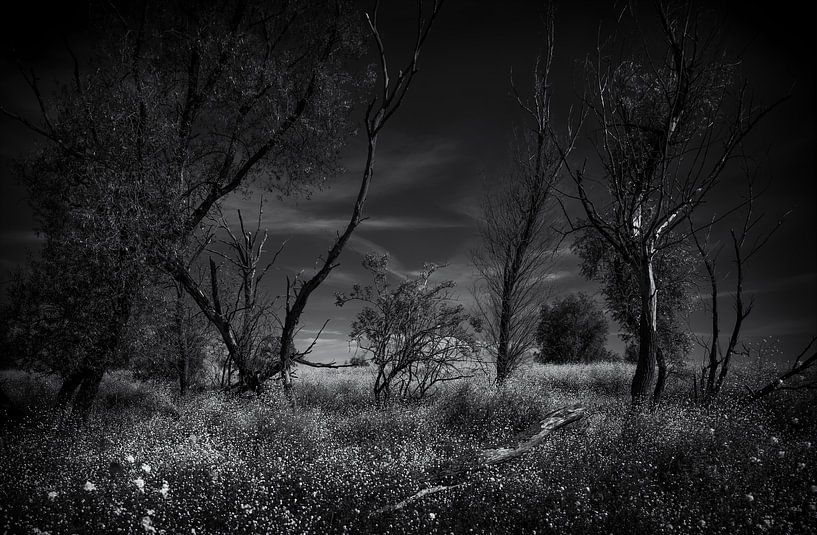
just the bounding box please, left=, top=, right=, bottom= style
left=535, top=292, right=613, bottom=364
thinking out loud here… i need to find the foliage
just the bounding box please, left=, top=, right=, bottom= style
left=336, top=254, right=478, bottom=403
left=1, top=365, right=815, bottom=534
left=573, top=230, right=694, bottom=368
left=4, top=0, right=367, bottom=395
left=534, top=292, right=614, bottom=364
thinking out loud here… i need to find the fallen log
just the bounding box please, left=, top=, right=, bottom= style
left=373, top=405, right=585, bottom=515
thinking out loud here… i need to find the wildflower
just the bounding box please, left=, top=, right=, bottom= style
left=777, top=451, right=785, bottom=459
left=770, top=437, right=779, bottom=445
left=805, top=442, right=813, bottom=449
left=797, top=463, right=806, bottom=471
left=146, top=509, right=155, bottom=516
left=708, top=428, right=715, bottom=435
left=746, top=493, right=754, bottom=502
left=429, top=512, right=436, bottom=520
left=47, top=491, right=58, bottom=500
left=749, top=456, right=761, bottom=463
left=699, top=519, right=706, bottom=528
left=84, top=481, right=97, bottom=492
left=141, top=463, right=152, bottom=474
left=141, top=516, right=156, bottom=534
left=792, top=417, right=800, bottom=425
left=125, top=455, right=135, bottom=463
left=134, top=477, right=146, bottom=492
left=158, top=481, right=170, bottom=498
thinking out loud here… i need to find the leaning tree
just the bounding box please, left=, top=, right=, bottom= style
left=556, top=1, right=784, bottom=405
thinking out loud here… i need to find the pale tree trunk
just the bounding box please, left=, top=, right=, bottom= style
left=631, top=256, right=658, bottom=404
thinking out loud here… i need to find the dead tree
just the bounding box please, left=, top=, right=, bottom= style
left=199, top=202, right=284, bottom=391
left=743, top=338, right=817, bottom=404
left=472, top=2, right=573, bottom=385
left=372, top=405, right=585, bottom=515
left=555, top=2, right=785, bottom=405
left=691, top=174, right=786, bottom=401
left=276, top=0, right=445, bottom=395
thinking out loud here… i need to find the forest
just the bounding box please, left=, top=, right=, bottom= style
left=0, top=1, right=815, bottom=533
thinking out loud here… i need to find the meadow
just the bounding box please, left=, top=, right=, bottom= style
left=0, top=363, right=815, bottom=534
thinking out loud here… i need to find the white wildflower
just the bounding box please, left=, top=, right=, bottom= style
left=158, top=481, right=170, bottom=498
left=746, top=493, right=754, bottom=502
left=134, top=477, right=145, bottom=492
left=141, top=515, right=156, bottom=534
left=429, top=512, right=436, bottom=520
left=83, top=481, right=97, bottom=491
left=770, top=437, right=779, bottom=445
left=141, top=463, right=152, bottom=474
left=47, top=491, right=58, bottom=500
left=125, top=455, right=135, bottom=463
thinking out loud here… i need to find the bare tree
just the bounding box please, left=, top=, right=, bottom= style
left=472, top=3, right=572, bottom=384
left=336, top=255, right=477, bottom=403
left=204, top=202, right=283, bottom=390
left=556, top=2, right=785, bottom=405
left=275, top=0, right=445, bottom=395
left=691, top=174, right=786, bottom=400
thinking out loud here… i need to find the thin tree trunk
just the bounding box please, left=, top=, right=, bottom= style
left=175, top=285, right=189, bottom=396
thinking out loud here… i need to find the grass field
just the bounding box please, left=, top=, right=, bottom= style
left=1, top=363, right=815, bottom=534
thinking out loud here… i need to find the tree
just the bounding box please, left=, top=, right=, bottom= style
left=472, top=2, right=572, bottom=384
left=535, top=292, right=613, bottom=364
left=574, top=230, right=695, bottom=384
left=274, top=0, right=446, bottom=396
left=556, top=2, right=784, bottom=405
left=691, top=175, right=786, bottom=400
left=336, top=255, right=477, bottom=403
left=3, top=0, right=367, bottom=396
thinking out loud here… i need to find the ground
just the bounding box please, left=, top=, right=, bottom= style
left=0, top=363, right=815, bottom=534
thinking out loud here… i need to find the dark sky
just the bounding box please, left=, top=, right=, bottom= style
left=1, top=1, right=815, bottom=363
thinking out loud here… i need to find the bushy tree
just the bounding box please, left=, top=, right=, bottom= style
left=535, top=292, right=614, bottom=364
left=2, top=0, right=366, bottom=397
left=336, top=255, right=478, bottom=403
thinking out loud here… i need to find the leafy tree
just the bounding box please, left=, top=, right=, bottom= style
left=3, top=0, right=366, bottom=396
left=336, top=255, right=478, bottom=403
left=556, top=2, right=781, bottom=405
left=535, top=292, right=613, bottom=364
left=574, top=230, right=694, bottom=374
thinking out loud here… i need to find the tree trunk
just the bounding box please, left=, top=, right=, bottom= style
left=279, top=331, right=295, bottom=400
left=73, top=368, right=104, bottom=415
left=57, top=370, right=84, bottom=406
left=631, top=257, right=658, bottom=405
left=652, top=346, right=667, bottom=406
left=175, top=286, right=190, bottom=396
